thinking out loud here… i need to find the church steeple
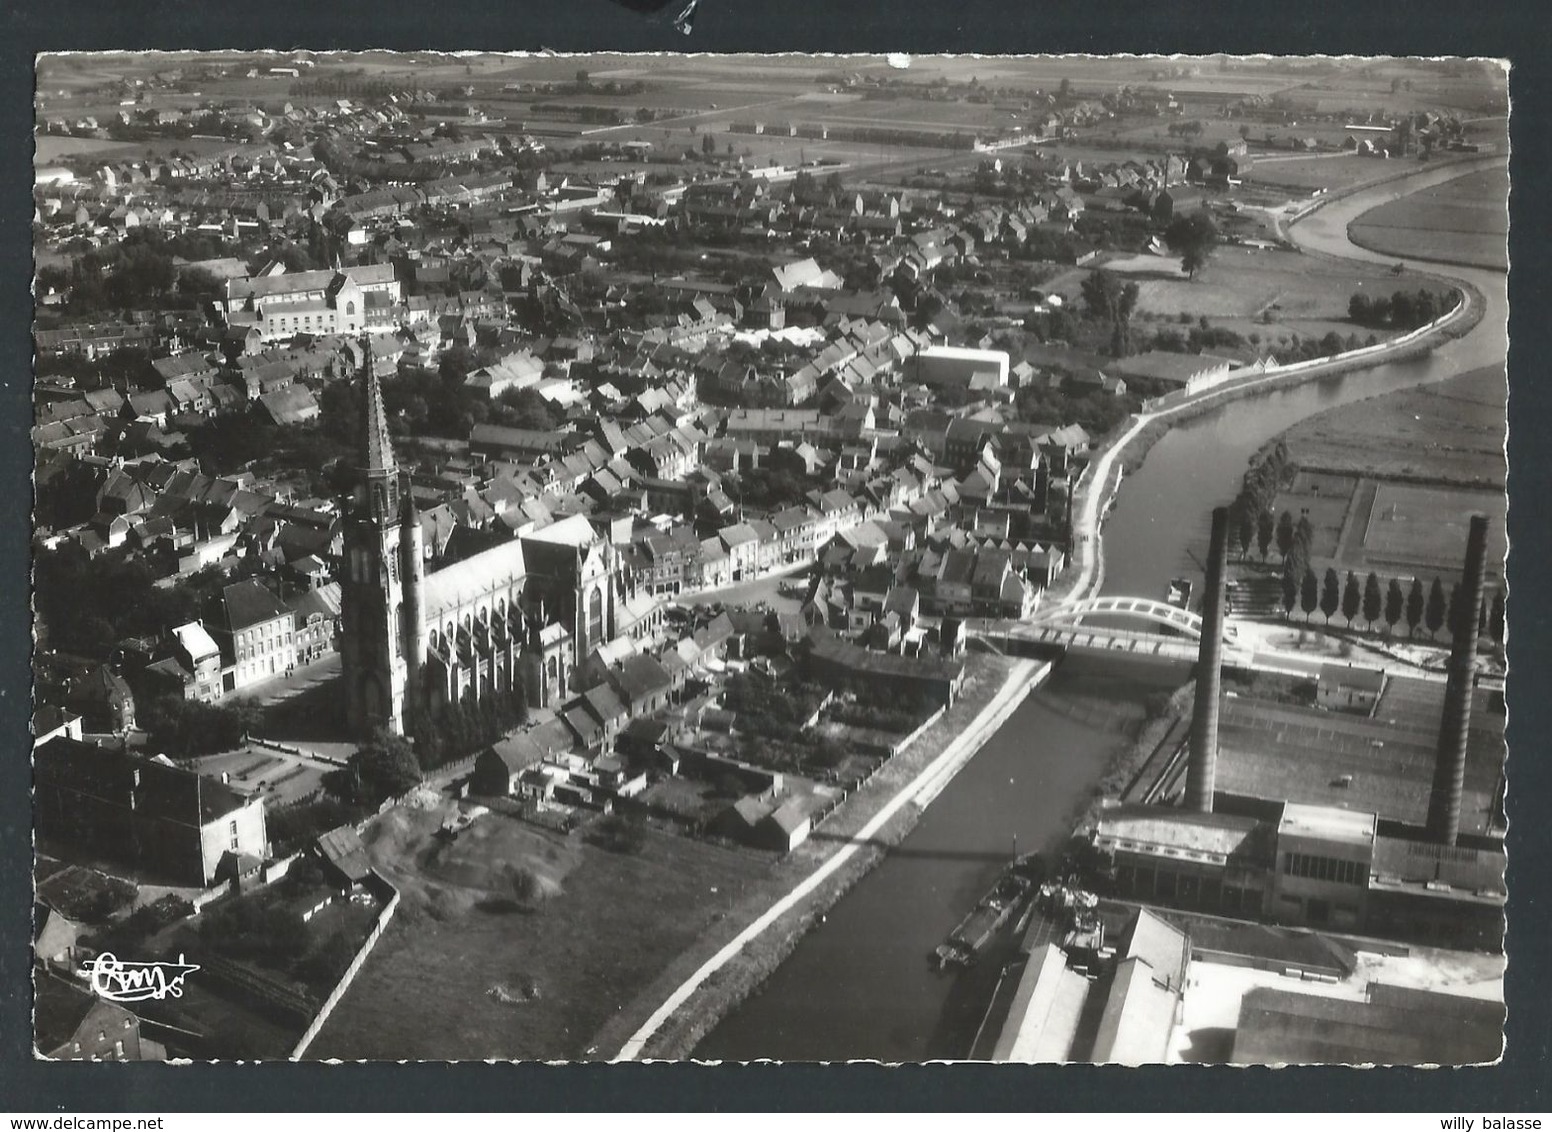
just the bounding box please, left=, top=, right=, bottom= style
left=341, top=354, right=410, bottom=739
left=359, top=363, right=399, bottom=525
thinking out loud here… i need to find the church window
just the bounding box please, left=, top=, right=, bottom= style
left=347, top=301, right=355, bottom=316
left=588, top=587, right=604, bottom=645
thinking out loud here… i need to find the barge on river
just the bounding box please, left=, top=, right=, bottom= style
left=932, top=857, right=1039, bottom=970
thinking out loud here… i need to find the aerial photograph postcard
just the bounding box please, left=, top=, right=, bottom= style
left=30, top=51, right=1509, bottom=1065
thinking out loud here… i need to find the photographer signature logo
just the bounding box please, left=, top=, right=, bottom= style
left=80, top=953, right=200, bottom=1003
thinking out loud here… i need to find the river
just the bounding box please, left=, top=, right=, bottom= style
left=693, top=161, right=1509, bottom=1062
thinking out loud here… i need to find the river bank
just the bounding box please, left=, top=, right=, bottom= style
left=1048, top=170, right=1492, bottom=611
left=600, top=652, right=1046, bottom=1060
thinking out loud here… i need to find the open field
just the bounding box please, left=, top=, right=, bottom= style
left=310, top=802, right=767, bottom=1060
left=34, top=134, right=253, bottom=166
left=1348, top=166, right=1508, bottom=270
left=1279, top=363, right=1507, bottom=489
left=1359, top=481, right=1507, bottom=577
left=1269, top=470, right=1505, bottom=586
left=1249, top=361, right=1508, bottom=591
left=1246, top=154, right=1421, bottom=194
left=1275, top=471, right=1360, bottom=560
left=1127, top=243, right=1452, bottom=324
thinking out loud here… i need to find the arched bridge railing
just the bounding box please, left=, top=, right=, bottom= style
left=1030, top=595, right=1206, bottom=640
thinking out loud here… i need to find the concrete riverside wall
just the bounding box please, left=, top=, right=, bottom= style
left=289, top=869, right=402, bottom=1060
left=1137, top=293, right=1469, bottom=415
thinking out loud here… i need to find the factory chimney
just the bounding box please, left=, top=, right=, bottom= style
left=1185, top=506, right=1231, bottom=814
left=1427, top=514, right=1491, bottom=846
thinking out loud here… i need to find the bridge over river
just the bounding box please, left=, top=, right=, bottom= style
left=965, top=596, right=1332, bottom=678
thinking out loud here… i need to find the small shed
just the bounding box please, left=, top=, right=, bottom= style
left=315, top=826, right=372, bottom=888
left=1317, top=664, right=1386, bottom=714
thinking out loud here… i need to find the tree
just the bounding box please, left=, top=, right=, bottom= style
left=1359, top=572, right=1381, bottom=631
left=1424, top=577, right=1447, bottom=639
left=1164, top=209, right=1220, bottom=280
left=1341, top=571, right=1361, bottom=627
left=1390, top=289, right=1417, bottom=328
left=1405, top=577, right=1425, bottom=637
left=1236, top=510, right=1255, bottom=560
left=140, top=696, right=260, bottom=758
left=575, top=69, right=590, bottom=87
left=1489, top=588, right=1505, bottom=645
left=1446, top=582, right=1466, bottom=641
left=1281, top=561, right=1299, bottom=619
left=1275, top=510, right=1295, bottom=561
left=1058, top=78, right=1071, bottom=101
left=1334, top=574, right=1359, bottom=627
left=1256, top=510, right=1275, bottom=561
left=438, top=343, right=475, bottom=385
left=702, top=132, right=715, bottom=155
left=1384, top=578, right=1405, bottom=634
left=1079, top=271, right=1139, bottom=358
left=1300, top=568, right=1319, bottom=622
left=1295, top=514, right=1314, bottom=553
left=349, top=728, right=421, bottom=805
left=1320, top=568, right=1341, bottom=625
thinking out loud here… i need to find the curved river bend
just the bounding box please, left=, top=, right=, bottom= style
left=694, top=162, right=1509, bottom=1062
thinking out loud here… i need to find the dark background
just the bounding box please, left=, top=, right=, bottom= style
left=2, top=0, right=1547, bottom=1111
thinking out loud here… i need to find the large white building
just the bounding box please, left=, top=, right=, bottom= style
left=905, top=345, right=1010, bottom=390
left=221, top=264, right=401, bottom=343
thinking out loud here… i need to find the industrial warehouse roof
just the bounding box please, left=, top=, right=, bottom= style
left=1369, top=835, right=1506, bottom=901
left=1213, top=678, right=1504, bottom=837
left=991, top=944, right=1090, bottom=1063
left=1093, top=804, right=1265, bottom=868
left=1278, top=802, right=1377, bottom=846
left=1232, top=983, right=1504, bottom=1065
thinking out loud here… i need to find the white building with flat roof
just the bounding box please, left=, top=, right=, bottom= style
left=905, top=345, right=1010, bottom=389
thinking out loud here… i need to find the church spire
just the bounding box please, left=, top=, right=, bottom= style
left=362, top=363, right=396, bottom=480
left=359, top=359, right=399, bottom=525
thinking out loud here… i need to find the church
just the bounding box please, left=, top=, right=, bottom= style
left=339, top=368, right=640, bottom=739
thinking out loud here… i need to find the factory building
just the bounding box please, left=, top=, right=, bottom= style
left=1089, top=513, right=1505, bottom=952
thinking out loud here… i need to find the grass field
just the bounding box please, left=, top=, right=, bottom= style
left=1359, top=482, right=1507, bottom=576
left=1267, top=365, right=1507, bottom=583
left=1125, top=243, right=1451, bottom=326
left=1279, top=363, right=1508, bottom=489
left=34, top=134, right=259, bottom=167
left=1347, top=166, right=1508, bottom=270
left=309, top=802, right=768, bottom=1060
left=1245, top=154, right=1417, bottom=194
left=1275, top=471, right=1361, bottom=560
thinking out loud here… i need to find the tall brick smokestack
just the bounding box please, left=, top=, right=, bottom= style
left=1186, top=506, right=1231, bottom=814
left=1427, top=514, right=1491, bottom=846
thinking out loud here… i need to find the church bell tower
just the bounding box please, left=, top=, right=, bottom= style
left=340, top=363, right=411, bottom=738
